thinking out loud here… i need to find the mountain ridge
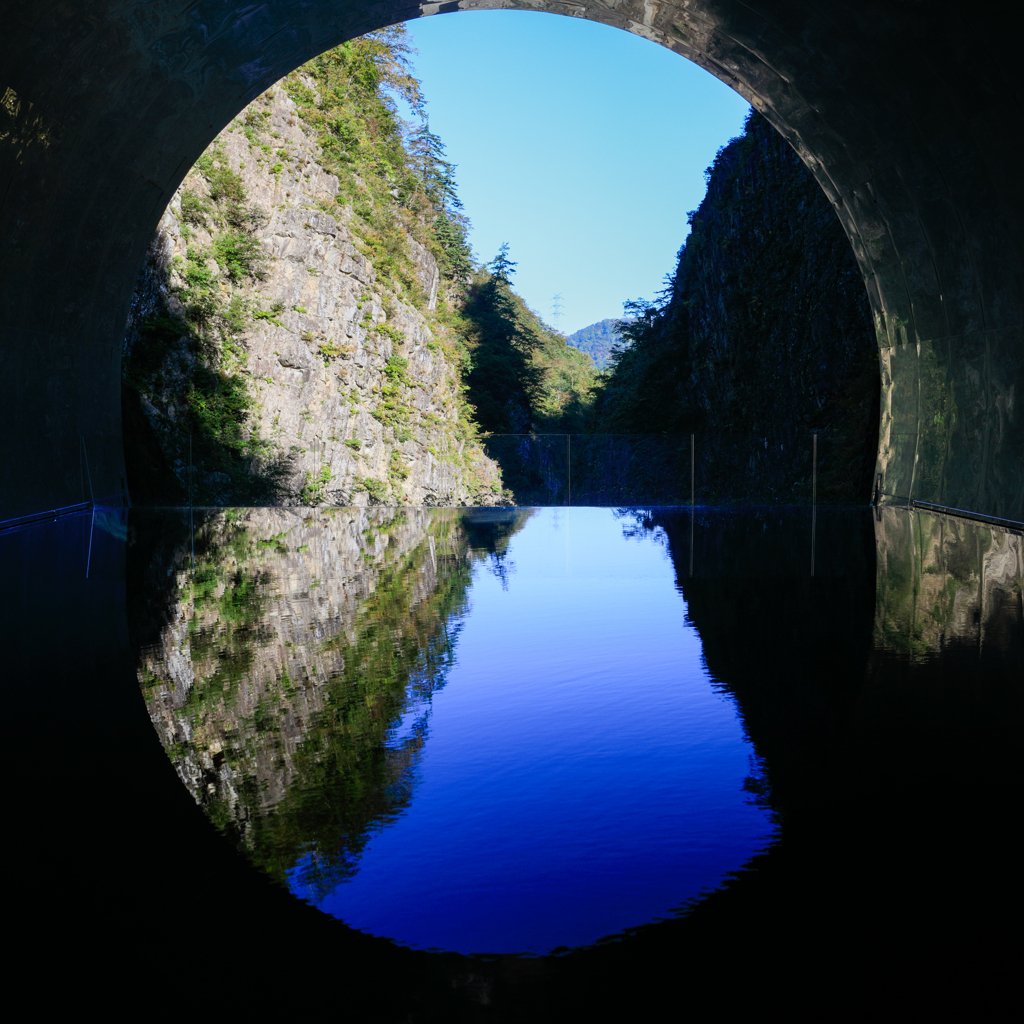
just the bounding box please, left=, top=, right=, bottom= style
left=566, top=318, right=622, bottom=370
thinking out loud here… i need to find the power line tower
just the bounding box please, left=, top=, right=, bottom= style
left=551, top=293, right=565, bottom=333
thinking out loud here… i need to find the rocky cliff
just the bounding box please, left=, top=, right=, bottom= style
left=594, top=110, right=879, bottom=504
left=123, top=67, right=501, bottom=508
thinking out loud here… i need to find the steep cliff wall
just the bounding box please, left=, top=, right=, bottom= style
left=594, top=111, right=878, bottom=504
left=123, top=66, right=501, bottom=508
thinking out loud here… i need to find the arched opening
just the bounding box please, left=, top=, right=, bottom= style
left=118, top=13, right=879, bottom=509
left=115, top=20, right=883, bottom=956
left=2, top=1, right=1021, bottom=524
left=4, top=7, right=1023, bottom=1009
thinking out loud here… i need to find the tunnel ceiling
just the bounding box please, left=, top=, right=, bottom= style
left=1, top=0, right=1021, bottom=522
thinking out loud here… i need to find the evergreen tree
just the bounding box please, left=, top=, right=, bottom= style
left=460, top=245, right=542, bottom=433
left=432, top=214, right=473, bottom=281
left=488, top=242, right=517, bottom=285
left=408, top=120, right=462, bottom=215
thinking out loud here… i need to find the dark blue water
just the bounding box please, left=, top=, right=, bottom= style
left=289, top=508, right=774, bottom=953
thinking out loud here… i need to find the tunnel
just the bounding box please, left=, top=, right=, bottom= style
left=1, top=1, right=1022, bottom=525
left=3, top=6, right=1023, bottom=1012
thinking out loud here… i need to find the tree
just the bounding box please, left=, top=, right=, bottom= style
left=408, top=120, right=462, bottom=215
left=488, top=242, right=517, bottom=285
left=457, top=245, right=544, bottom=433
left=433, top=214, right=473, bottom=281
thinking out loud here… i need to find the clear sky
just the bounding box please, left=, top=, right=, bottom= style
left=398, top=10, right=751, bottom=335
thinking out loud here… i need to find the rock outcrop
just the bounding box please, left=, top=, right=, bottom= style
left=123, top=80, right=501, bottom=507
left=593, top=111, right=879, bottom=504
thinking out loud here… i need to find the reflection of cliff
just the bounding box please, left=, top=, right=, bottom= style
left=874, top=507, right=1023, bottom=660
left=642, top=506, right=1022, bottom=832
left=645, top=508, right=877, bottom=817
left=135, top=506, right=530, bottom=895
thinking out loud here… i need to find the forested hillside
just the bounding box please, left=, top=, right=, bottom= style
left=122, top=27, right=594, bottom=507
left=591, top=110, right=878, bottom=504
left=456, top=243, right=597, bottom=436
left=567, top=319, right=620, bottom=370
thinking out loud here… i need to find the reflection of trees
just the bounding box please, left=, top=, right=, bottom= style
left=133, top=506, right=531, bottom=895
left=461, top=507, right=535, bottom=590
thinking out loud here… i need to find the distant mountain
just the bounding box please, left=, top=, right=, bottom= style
left=567, top=318, right=623, bottom=370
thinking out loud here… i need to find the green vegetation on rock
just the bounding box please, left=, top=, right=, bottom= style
left=122, top=142, right=289, bottom=504
left=122, top=27, right=504, bottom=507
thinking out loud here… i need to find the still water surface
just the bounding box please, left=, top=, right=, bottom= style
left=133, top=502, right=1022, bottom=965
left=6, top=500, right=1018, bottom=1012
left=294, top=508, right=773, bottom=952
left=138, top=507, right=775, bottom=954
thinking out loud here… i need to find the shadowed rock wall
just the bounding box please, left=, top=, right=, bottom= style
left=1, top=2, right=1022, bottom=520
left=593, top=111, right=879, bottom=503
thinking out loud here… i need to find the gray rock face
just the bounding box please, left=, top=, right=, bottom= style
left=125, top=80, right=501, bottom=507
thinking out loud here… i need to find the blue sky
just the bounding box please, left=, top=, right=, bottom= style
left=398, top=11, right=751, bottom=335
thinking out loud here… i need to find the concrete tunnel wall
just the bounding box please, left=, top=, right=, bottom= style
left=1, top=0, right=1021, bottom=523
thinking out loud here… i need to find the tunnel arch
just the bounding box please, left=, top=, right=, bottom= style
left=1, top=1, right=1021, bottom=523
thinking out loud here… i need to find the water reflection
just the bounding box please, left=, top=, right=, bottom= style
left=130, top=502, right=1021, bottom=961
left=4, top=497, right=1018, bottom=1013
left=134, top=506, right=777, bottom=953
left=874, top=506, right=1023, bottom=659
left=138, top=507, right=532, bottom=899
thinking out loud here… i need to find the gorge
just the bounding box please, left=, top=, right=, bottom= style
left=123, top=51, right=881, bottom=508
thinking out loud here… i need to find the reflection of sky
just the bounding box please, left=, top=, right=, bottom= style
left=289, top=508, right=776, bottom=954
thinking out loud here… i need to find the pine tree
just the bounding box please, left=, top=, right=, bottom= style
left=488, top=242, right=517, bottom=285
left=408, top=120, right=462, bottom=215
left=433, top=215, right=473, bottom=281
